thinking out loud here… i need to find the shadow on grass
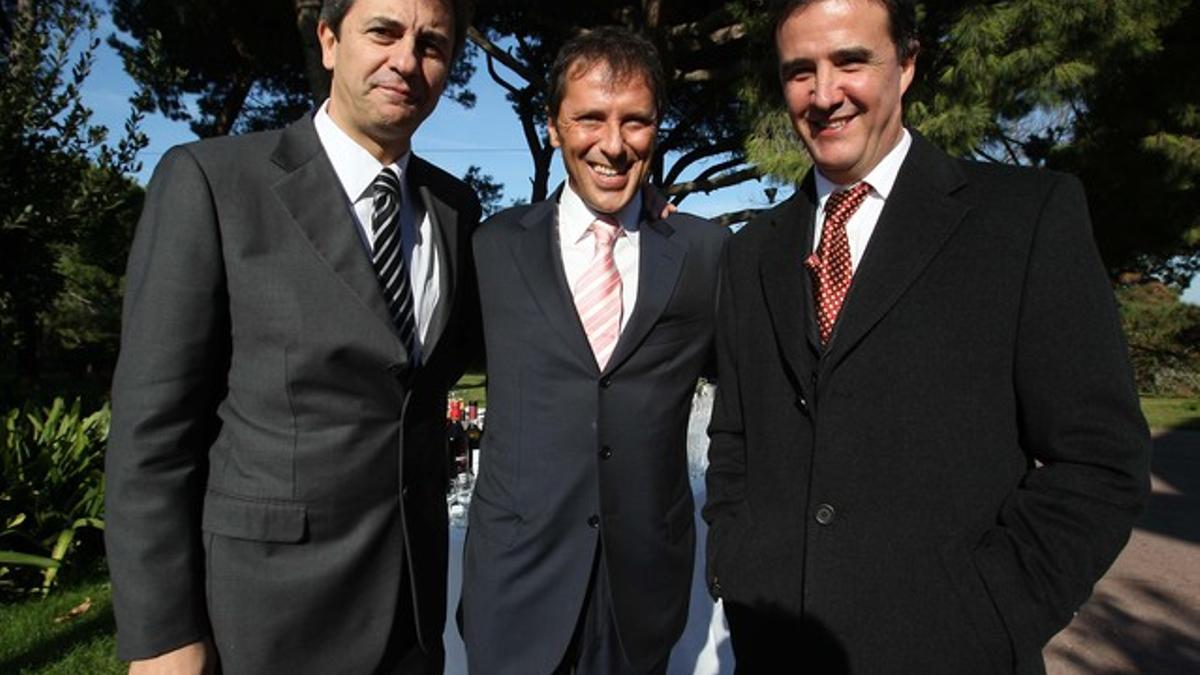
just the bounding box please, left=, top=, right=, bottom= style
left=0, top=603, right=116, bottom=673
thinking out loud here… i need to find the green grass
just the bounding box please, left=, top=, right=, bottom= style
left=0, top=576, right=122, bottom=674
left=1141, top=396, right=1200, bottom=431
left=451, top=371, right=486, bottom=406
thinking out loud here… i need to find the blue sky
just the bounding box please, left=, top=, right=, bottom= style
left=77, top=13, right=1198, bottom=304
left=77, top=14, right=780, bottom=221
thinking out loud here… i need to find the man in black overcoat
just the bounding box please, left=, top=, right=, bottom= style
left=703, top=1, right=1152, bottom=673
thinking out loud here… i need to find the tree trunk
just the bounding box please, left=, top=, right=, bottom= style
left=211, top=72, right=254, bottom=136
left=531, top=145, right=553, bottom=203
left=295, top=0, right=330, bottom=102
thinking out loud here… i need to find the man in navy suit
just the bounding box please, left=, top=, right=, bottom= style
left=460, top=26, right=727, bottom=675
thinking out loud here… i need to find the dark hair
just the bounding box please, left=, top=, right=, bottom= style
left=320, top=0, right=472, bottom=60
left=547, top=26, right=666, bottom=120
left=773, top=0, right=919, bottom=61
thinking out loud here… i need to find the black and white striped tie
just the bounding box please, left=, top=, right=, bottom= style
left=371, top=167, right=419, bottom=362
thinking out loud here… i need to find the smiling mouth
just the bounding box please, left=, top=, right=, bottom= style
left=809, top=115, right=853, bottom=132
left=589, top=162, right=626, bottom=178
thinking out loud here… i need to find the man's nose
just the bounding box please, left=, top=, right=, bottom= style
left=388, top=39, right=419, bottom=77
left=599, top=122, right=625, bottom=160
left=812, top=65, right=843, bottom=110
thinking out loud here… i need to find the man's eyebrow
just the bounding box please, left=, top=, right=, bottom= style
left=364, top=16, right=403, bottom=30
left=779, top=57, right=815, bottom=75
left=832, top=46, right=874, bottom=62
left=417, top=26, right=452, bottom=45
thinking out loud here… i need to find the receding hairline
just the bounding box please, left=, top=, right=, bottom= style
left=550, top=57, right=659, bottom=116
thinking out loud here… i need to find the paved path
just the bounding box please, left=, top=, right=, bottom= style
left=1046, top=430, right=1200, bottom=674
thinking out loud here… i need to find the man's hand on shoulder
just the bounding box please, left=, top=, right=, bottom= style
left=128, top=639, right=216, bottom=675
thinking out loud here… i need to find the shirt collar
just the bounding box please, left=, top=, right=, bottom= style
left=814, top=128, right=911, bottom=205
left=314, top=99, right=412, bottom=203
left=558, top=179, right=643, bottom=245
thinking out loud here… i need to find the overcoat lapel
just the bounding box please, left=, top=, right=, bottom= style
left=604, top=214, right=686, bottom=374
left=511, top=196, right=600, bottom=372
left=759, top=180, right=818, bottom=403
left=269, top=118, right=406, bottom=354
left=822, top=133, right=969, bottom=376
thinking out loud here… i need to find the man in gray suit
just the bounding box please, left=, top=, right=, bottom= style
left=459, top=27, right=727, bottom=675
left=104, top=0, right=479, bottom=673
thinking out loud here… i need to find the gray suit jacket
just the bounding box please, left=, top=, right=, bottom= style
left=105, top=115, right=481, bottom=673
left=460, top=191, right=727, bottom=674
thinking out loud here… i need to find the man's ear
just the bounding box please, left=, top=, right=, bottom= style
left=318, top=20, right=338, bottom=71
left=547, top=111, right=562, bottom=149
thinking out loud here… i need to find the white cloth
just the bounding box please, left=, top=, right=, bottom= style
left=314, top=101, right=440, bottom=356
left=557, top=180, right=641, bottom=332
left=813, top=129, right=913, bottom=269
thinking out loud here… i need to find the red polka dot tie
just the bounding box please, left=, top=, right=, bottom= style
left=804, top=182, right=871, bottom=345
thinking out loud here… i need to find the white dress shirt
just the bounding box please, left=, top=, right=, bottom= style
left=314, top=101, right=440, bottom=359
left=813, top=129, right=913, bottom=270
left=557, top=180, right=641, bottom=332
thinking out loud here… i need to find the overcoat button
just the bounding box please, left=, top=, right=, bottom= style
left=587, top=514, right=601, bottom=528
left=815, top=503, right=836, bottom=525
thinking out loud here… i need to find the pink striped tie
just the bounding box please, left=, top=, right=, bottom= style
left=574, top=216, right=624, bottom=370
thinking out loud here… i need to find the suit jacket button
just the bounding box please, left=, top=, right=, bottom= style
left=599, top=446, right=613, bottom=460
left=587, top=514, right=600, bottom=528
left=599, top=377, right=612, bottom=389
left=795, top=395, right=807, bottom=410
left=402, top=486, right=410, bottom=499
left=712, top=577, right=723, bottom=597
left=814, top=503, right=836, bottom=525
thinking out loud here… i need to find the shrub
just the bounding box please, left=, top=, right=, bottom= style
left=1117, top=282, right=1200, bottom=396
left=0, top=398, right=108, bottom=597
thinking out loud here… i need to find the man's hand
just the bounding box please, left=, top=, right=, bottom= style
left=128, top=639, right=216, bottom=675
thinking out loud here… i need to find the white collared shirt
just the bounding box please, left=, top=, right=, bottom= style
left=813, top=129, right=913, bottom=269
left=313, top=100, right=440, bottom=358
left=557, top=181, right=641, bottom=332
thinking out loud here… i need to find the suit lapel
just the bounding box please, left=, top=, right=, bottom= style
left=759, top=183, right=818, bottom=402
left=822, top=133, right=969, bottom=376
left=511, top=195, right=600, bottom=372
left=409, top=156, right=458, bottom=360
left=270, top=118, right=403, bottom=348
left=604, top=214, right=687, bottom=374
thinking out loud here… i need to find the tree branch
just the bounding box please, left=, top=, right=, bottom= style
left=713, top=208, right=765, bottom=227
left=668, top=22, right=747, bottom=53
left=467, top=26, right=540, bottom=91
left=665, top=8, right=737, bottom=41
left=997, top=132, right=1023, bottom=165
left=973, top=145, right=1004, bottom=164
left=671, top=159, right=750, bottom=205
left=675, top=66, right=740, bottom=83
left=486, top=53, right=521, bottom=97
left=663, top=138, right=741, bottom=186
left=665, top=166, right=762, bottom=197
